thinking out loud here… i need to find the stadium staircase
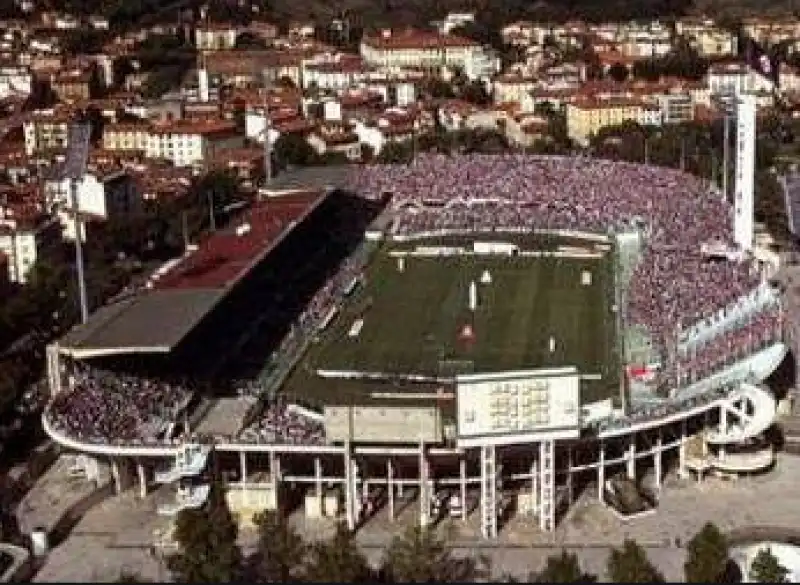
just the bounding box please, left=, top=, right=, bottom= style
left=154, top=443, right=212, bottom=484
left=157, top=484, right=211, bottom=517
left=155, top=443, right=213, bottom=516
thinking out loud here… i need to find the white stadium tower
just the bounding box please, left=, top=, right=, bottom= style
left=40, top=145, right=789, bottom=544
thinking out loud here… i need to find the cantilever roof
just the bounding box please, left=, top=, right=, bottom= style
left=58, top=190, right=328, bottom=359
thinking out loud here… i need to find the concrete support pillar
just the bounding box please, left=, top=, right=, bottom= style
left=240, top=452, right=247, bottom=485
left=679, top=421, right=688, bottom=479
left=530, top=461, right=538, bottom=516
left=361, top=462, right=369, bottom=505
left=598, top=441, right=605, bottom=503
left=627, top=437, right=636, bottom=481
left=567, top=447, right=574, bottom=505
left=314, top=456, right=323, bottom=500
left=137, top=462, right=147, bottom=499
left=418, top=441, right=429, bottom=528
left=654, top=431, right=662, bottom=490
left=344, top=441, right=356, bottom=531
left=387, top=459, right=395, bottom=522
left=111, top=459, right=122, bottom=494
left=459, top=456, right=467, bottom=521
left=269, top=451, right=281, bottom=510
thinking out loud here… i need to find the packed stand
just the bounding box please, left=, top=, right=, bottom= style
left=594, top=383, right=734, bottom=433
left=350, top=154, right=781, bottom=391
left=668, top=309, right=782, bottom=387
left=237, top=395, right=325, bottom=445
left=45, top=366, right=193, bottom=446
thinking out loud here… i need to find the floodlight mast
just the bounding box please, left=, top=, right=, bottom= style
left=65, top=123, right=91, bottom=325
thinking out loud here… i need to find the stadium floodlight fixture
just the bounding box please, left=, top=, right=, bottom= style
left=65, top=123, right=92, bottom=325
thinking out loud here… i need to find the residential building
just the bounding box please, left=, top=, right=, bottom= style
left=102, top=120, right=151, bottom=152
left=52, top=69, right=92, bottom=102
left=492, top=73, right=539, bottom=105
left=707, top=61, right=775, bottom=95
left=302, top=54, right=370, bottom=91
left=676, top=18, right=738, bottom=58
left=307, top=122, right=361, bottom=160
left=360, top=29, right=499, bottom=81
left=741, top=17, right=800, bottom=46
left=0, top=66, right=32, bottom=100
left=22, top=111, right=71, bottom=156
left=0, top=207, right=60, bottom=284
left=566, top=96, right=657, bottom=145
left=195, top=23, right=239, bottom=51
left=145, top=119, right=244, bottom=167
left=352, top=107, right=424, bottom=155
left=657, top=92, right=694, bottom=124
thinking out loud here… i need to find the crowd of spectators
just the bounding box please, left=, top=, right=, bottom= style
left=594, top=383, right=735, bottom=433
left=45, top=367, right=193, bottom=446
left=238, top=396, right=325, bottom=445
left=669, top=309, right=782, bottom=387
left=350, top=153, right=782, bottom=395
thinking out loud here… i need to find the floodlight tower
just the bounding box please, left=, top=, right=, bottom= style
left=733, top=94, right=757, bottom=252
left=263, top=90, right=272, bottom=186
left=64, top=123, right=91, bottom=324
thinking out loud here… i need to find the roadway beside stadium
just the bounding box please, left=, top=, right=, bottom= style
left=39, top=154, right=791, bottom=540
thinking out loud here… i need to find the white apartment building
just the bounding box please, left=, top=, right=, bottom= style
left=146, top=120, right=244, bottom=167
left=676, top=19, right=738, bottom=58
left=0, top=215, right=60, bottom=283
left=195, top=24, right=239, bottom=51
left=360, top=29, right=500, bottom=81
left=23, top=112, right=71, bottom=156
left=302, top=54, right=370, bottom=91
left=0, top=66, right=32, bottom=100
left=707, top=62, right=775, bottom=96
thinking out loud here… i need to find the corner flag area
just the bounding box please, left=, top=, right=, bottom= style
left=286, top=239, right=620, bottom=406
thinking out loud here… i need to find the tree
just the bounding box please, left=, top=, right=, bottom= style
left=534, top=550, right=597, bottom=583
left=304, top=522, right=373, bottom=582
left=167, top=480, right=242, bottom=583
left=235, top=32, right=268, bottom=50
left=607, top=63, right=630, bottom=82
left=273, top=133, right=318, bottom=168
left=684, top=522, right=730, bottom=583
left=750, top=547, right=790, bottom=583
left=377, top=141, right=413, bottom=164
left=247, top=510, right=307, bottom=582
left=382, top=525, right=489, bottom=582
left=607, top=539, right=665, bottom=583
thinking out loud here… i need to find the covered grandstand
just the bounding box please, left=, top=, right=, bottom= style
left=40, top=154, right=790, bottom=541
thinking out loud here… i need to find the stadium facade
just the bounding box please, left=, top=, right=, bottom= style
left=39, top=149, right=791, bottom=542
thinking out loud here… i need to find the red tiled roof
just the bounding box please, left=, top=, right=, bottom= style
left=363, top=29, right=477, bottom=51
left=154, top=190, right=326, bottom=291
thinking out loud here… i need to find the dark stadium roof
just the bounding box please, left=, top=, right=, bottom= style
left=58, top=190, right=328, bottom=359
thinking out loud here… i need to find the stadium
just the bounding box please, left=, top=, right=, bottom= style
left=39, top=135, right=791, bottom=540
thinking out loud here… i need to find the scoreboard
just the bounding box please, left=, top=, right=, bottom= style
left=455, top=367, right=581, bottom=447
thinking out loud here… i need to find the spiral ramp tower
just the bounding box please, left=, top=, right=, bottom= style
left=683, top=381, right=779, bottom=479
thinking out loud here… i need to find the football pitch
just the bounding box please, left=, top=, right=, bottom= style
left=282, top=243, right=621, bottom=407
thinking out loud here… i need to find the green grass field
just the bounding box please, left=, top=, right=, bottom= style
left=281, top=241, right=621, bottom=407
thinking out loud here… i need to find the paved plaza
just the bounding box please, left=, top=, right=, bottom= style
left=27, top=453, right=800, bottom=581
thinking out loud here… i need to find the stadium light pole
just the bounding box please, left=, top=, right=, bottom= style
left=65, top=123, right=91, bottom=325
left=722, top=112, right=730, bottom=203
